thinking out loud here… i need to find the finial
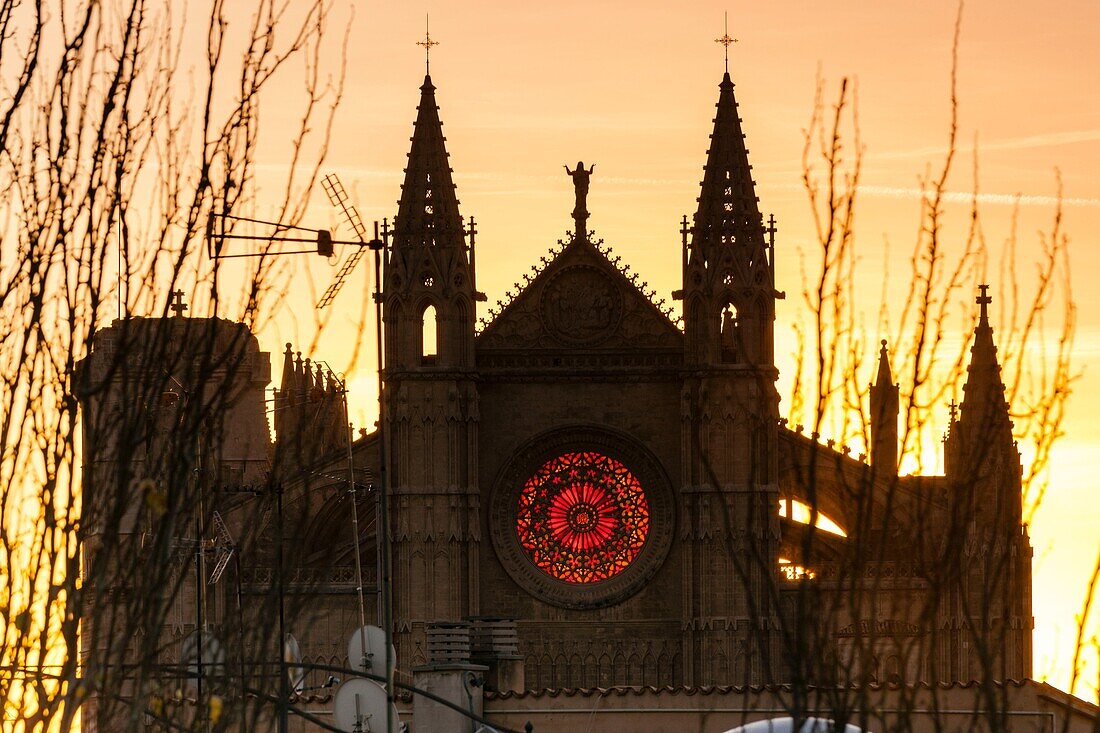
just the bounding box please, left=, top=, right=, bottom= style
left=976, top=283, right=992, bottom=324
left=714, top=12, right=738, bottom=73
left=880, top=339, right=888, bottom=350
left=169, top=289, right=188, bottom=317
left=416, top=15, right=439, bottom=75
left=949, top=398, right=959, bottom=422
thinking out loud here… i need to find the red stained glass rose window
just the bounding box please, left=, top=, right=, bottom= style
left=515, top=451, right=650, bottom=584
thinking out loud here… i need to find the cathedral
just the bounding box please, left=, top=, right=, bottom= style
left=351, top=64, right=1032, bottom=686
left=77, top=61, right=1085, bottom=733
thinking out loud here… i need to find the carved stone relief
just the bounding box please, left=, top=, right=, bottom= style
left=539, top=266, right=623, bottom=346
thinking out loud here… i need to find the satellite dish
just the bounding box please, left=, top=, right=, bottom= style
left=180, top=630, right=225, bottom=688
left=333, top=678, right=399, bottom=733
left=284, top=633, right=305, bottom=694
left=347, top=625, right=395, bottom=676
left=723, top=718, right=865, bottom=733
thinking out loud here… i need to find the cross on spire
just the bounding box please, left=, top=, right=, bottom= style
left=416, top=15, right=439, bottom=74
left=169, top=289, right=188, bottom=317
left=714, top=12, right=738, bottom=73
left=977, top=283, right=992, bottom=324
left=466, top=215, right=477, bottom=245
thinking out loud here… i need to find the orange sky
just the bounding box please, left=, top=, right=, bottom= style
left=235, top=1, right=1099, bottom=697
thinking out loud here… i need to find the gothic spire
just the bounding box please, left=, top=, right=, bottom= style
left=275, top=343, right=296, bottom=441
left=870, top=339, right=900, bottom=472
left=301, top=358, right=314, bottom=396
left=280, top=343, right=296, bottom=393
left=874, top=339, right=893, bottom=389
left=958, top=285, right=1013, bottom=442
left=393, top=74, right=464, bottom=248
left=680, top=70, right=775, bottom=367
left=690, top=71, right=766, bottom=270
left=384, top=71, right=477, bottom=371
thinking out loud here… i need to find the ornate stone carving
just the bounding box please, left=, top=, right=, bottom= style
left=539, top=265, right=623, bottom=346
left=477, top=241, right=682, bottom=353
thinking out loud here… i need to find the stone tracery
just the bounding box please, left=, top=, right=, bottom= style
left=515, top=451, right=650, bottom=584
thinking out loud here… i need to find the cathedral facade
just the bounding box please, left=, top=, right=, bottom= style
left=355, top=67, right=1033, bottom=690
left=79, top=64, right=1036, bottom=731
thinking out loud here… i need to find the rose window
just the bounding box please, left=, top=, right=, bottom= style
left=515, top=451, right=650, bottom=584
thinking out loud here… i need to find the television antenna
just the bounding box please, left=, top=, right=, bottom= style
left=206, top=212, right=348, bottom=259
left=316, top=174, right=387, bottom=308
left=207, top=510, right=235, bottom=585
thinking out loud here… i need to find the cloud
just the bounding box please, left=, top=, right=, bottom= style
left=255, top=163, right=1100, bottom=208
left=852, top=185, right=1100, bottom=209
left=284, top=164, right=701, bottom=191
left=874, top=129, right=1100, bottom=161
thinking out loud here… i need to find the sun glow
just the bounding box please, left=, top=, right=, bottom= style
left=778, top=559, right=817, bottom=581
left=778, top=500, right=848, bottom=537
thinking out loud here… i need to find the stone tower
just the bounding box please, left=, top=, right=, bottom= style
left=382, top=72, right=484, bottom=667
left=870, top=340, right=900, bottom=472
left=76, top=314, right=271, bottom=731
left=943, top=287, right=1033, bottom=681
left=675, top=71, right=782, bottom=684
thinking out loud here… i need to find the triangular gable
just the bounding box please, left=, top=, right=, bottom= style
left=477, top=235, right=683, bottom=352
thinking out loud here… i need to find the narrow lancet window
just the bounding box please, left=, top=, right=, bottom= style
left=421, top=304, right=438, bottom=363
left=720, top=304, right=741, bottom=363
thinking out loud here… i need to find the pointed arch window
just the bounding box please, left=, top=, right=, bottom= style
left=720, top=304, right=741, bottom=364
left=421, top=304, right=439, bottom=364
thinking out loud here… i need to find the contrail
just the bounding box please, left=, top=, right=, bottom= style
left=853, top=185, right=1100, bottom=208
left=256, top=164, right=1100, bottom=208
left=874, top=128, right=1100, bottom=160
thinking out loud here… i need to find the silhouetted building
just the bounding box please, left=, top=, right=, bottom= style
left=78, top=66, right=1049, bottom=732
left=359, top=66, right=1032, bottom=689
